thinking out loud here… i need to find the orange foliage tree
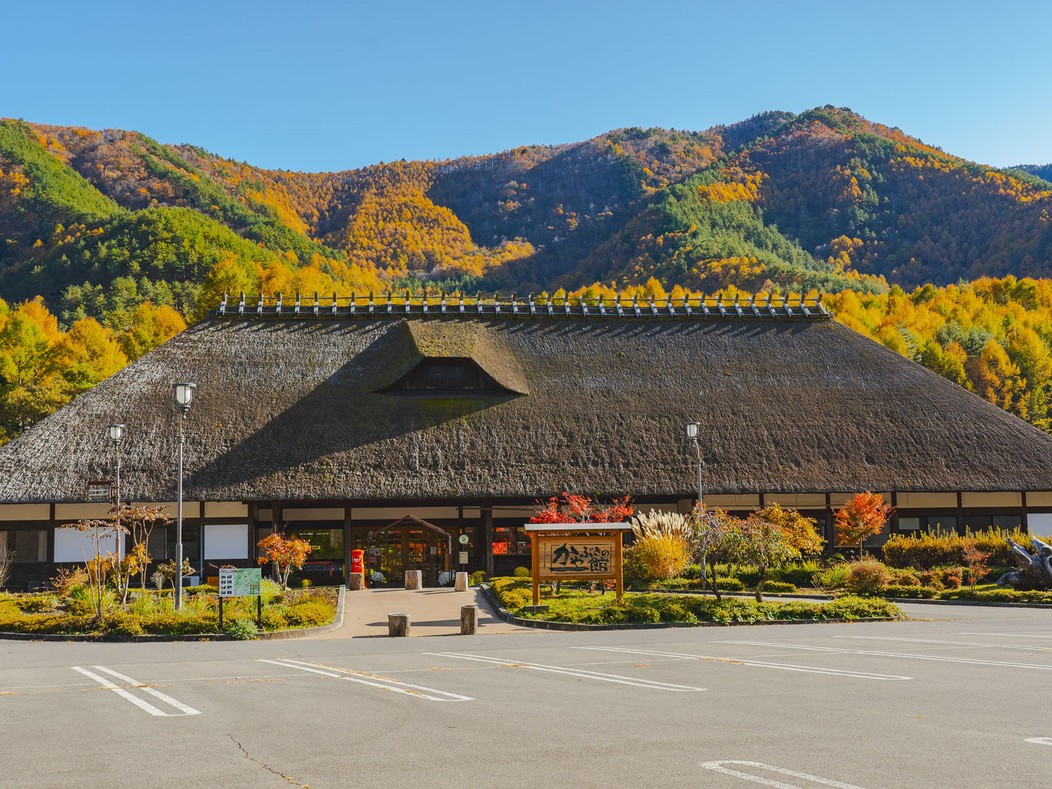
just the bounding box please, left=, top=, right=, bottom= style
left=530, top=492, right=634, bottom=524
left=257, top=532, right=313, bottom=588
left=835, top=492, right=894, bottom=557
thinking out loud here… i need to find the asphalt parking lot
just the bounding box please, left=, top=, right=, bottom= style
left=2, top=601, right=1050, bottom=788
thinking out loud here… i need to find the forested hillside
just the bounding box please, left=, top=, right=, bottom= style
left=2, top=108, right=1052, bottom=443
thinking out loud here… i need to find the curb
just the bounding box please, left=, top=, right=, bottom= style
left=0, top=586, right=346, bottom=642
left=478, top=585, right=900, bottom=631
left=642, top=587, right=1052, bottom=610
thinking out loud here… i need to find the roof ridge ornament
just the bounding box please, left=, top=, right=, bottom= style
left=218, top=291, right=833, bottom=322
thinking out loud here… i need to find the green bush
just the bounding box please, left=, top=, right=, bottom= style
left=680, top=564, right=703, bottom=580
left=889, top=568, right=922, bottom=586
left=822, top=595, right=904, bottom=620
left=938, top=587, right=1052, bottom=603
left=845, top=560, right=893, bottom=595
left=714, top=577, right=746, bottom=591
left=813, top=564, right=850, bottom=589
left=513, top=567, right=531, bottom=578
left=225, top=619, right=259, bottom=640
left=261, top=606, right=289, bottom=630
left=286, top=600, right=334, bottom=628
left=469, top=570, right=488, bottom=586
left=16, top=595, right=58, bottom=613
left=106, top=612, right=145, bottom=637
left=885, top=584, right=938, bottom=598
left=760, top=581, right=797, bottom=594
left=771, top=561, right=823, bottom=587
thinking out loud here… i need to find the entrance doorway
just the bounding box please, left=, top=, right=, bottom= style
left=368, top=515, right=453, bottom=586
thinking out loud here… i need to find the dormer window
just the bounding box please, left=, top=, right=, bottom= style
left=384, top=358, right=506, bottom=394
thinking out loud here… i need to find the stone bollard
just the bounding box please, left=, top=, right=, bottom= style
left=460, top=604, right=478, bottom=635
left=348, top=573, right=365, bottom=591
left=388, top=612, right=411, bottom=637
left=454, top=571, right=469, bottom=592
left=404, top=569, right=422, bottom=590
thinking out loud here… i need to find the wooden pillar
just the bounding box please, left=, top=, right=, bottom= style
left=482, top=504, right=494, bottom=576
left=531, top=532, right=540, bottom=606
left=614, top=531, right=624, bottom=602
left=824, top=493, right=834, bottom=549
left=1022, top=491, right=1029, bottom=533
left=956, top=491, right=964, bottom=536
left=343, top=504, right=353, bottom=587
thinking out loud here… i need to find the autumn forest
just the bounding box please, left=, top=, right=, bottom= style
left=1, top=106, right=1051, bottom=442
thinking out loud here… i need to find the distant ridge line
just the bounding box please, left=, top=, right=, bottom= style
left=214, top=291, right=832, bottom=321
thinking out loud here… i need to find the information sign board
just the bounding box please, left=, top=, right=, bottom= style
left=524, top=523, right=631, bottom=605
left=219, top=567, right=262, bottom=598
left=86, top=481, right=113, bottom=503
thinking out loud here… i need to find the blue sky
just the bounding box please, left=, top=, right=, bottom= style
left=4, top=1, right=1051, bottom=172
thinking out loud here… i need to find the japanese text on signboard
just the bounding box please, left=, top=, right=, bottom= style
left=537, top=537, right=616, bottom=580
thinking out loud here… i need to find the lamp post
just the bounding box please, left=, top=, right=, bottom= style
left=686, top=422, right=703, bottom=508
left=108, top=423, right=124, bottom=557
left=173, top=382, right=196, bottom=611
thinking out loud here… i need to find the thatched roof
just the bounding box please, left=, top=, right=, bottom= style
left=1, top=305, right=1050, bottom=503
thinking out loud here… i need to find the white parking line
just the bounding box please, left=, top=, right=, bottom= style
left=426, top=652, right=705, bottom=691
left=837, top=635, right=1052, bottom=652
left=1025, top=737, right=1052, bottom=746
left=258, top=659, right=473, bottom=702
left=958, top=632, right=1052, bottom=640
left=574, top=646, right=911, bottom=681
left=720, top=641, right=1052, bottom=672
left=700, top=760, right=866, bottom=788
left=71, top=666, right=201, bottom=717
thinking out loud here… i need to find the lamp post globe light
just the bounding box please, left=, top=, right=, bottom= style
left=173, top=383, right=196, bottom=611
left=108, top=423, right=124, bottom=557
left=686, top=422, right=703, bottom=508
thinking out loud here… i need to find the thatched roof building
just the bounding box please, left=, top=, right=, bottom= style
left=2, top=293, right=1051, bottom=588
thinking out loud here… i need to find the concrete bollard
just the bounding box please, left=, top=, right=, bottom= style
left=454, top=571, right=469, bottom=592
left=404, top=569, right=423, bottom=590
left=348, top=573, right=365, bottom=591
left=460, top=604, right=478, bottom=635
left=388, top=612, right=411, bottom=637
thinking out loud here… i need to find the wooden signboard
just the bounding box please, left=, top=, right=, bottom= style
left=524, top=523, right=631, bottom=605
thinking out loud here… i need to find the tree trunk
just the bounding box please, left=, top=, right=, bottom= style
left=707, top=556, right=721, bottom=601
left=755, top=567, right=766, bottom=602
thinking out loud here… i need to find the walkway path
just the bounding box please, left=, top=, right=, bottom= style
left=308, top=586, right=528, bottom=638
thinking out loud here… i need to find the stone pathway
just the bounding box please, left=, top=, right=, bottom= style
left=307, top=586, right=529, bottom=639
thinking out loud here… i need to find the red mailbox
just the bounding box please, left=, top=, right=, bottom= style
left=351, top=549, right=365, bottom=575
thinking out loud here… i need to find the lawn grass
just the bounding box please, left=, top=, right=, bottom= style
left=488, top=577, right=904, bottom=626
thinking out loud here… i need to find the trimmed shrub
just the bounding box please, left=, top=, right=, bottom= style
left=286, top=600, right=334, bottom=628
left=771, top=562, right=823, bottom=587
left=261, top=607, right=289, bottom=630
left=106, top=612, right=145, bottom=637
left=823, top=595, right=904, bottom=620
left=885, top=584, right=938, bottom=599
left=889, top=568, right=922, bottom=586
left=715, top=576, right=746, bottom=591
left=16, top=595, right=58, bottom=613
left=883, top=529, right=1030, bottom=570
left=469, top=570, right=487, bottom=586
left=844, top=560, right=893, bottom=595
left=513, top=567, right=531, bottom=578
left=760, top=580, right=797, bottom=594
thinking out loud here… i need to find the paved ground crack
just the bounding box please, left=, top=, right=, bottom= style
left=228, top=734, right=309, bottom=788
